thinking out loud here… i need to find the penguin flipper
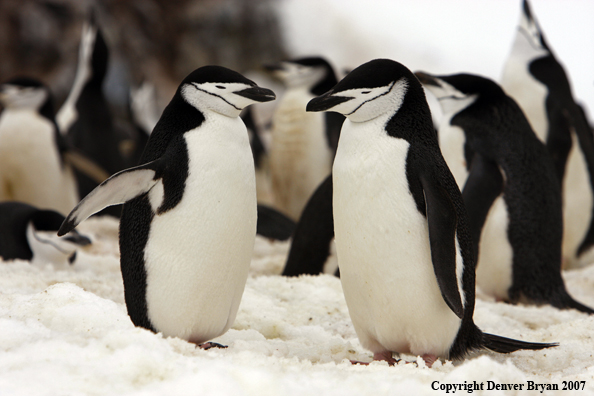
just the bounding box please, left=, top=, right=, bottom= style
left=283, top=175, right=334, bottom=276
left=58, top=159, right=162, bottom=236
left=461, top=153, right=504, bottom=257
left=420, top=171, right=464, bottom=319
left=483, top=333, right=558, bottom=353
left=256, top=204, right=296, bottom=241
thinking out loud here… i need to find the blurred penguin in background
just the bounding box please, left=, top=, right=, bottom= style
left=56, top=14, right=127, bottom=216
left=0, top=77, right=79, bottom=215
left=501, top=0, right=594, bottom=268
left=264, top=57, right=344, bottom=220
left=0, top=201, right=91, bottom=268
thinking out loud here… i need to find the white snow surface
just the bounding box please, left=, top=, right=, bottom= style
left=1, top=216, right=594, bottom=395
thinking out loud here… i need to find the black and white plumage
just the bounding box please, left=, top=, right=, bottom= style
left=417, top=71, right=594, bottom=315
left=501, top=0, right=594, bottom=268
left=306, top=59, right=556, bottom=365
left=0, top=201, right=90, bottom=268
left=59, top=66, right=275, bottom=344
left=265, top=57, right=344, bottom=220
left=0, top=77, right=79, bottom=215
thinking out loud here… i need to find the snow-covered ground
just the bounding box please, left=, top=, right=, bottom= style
left=1, top=216, right=594, bottom=395
left=3, top=1, right=594, bottom=395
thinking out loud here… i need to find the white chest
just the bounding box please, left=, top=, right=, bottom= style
left=270, top=88, right=331, bottom=219
left=144, top=115, right=257, bottom=343
left=332, top=118, right=461, bottom=357
left=501, top=58, right=548, bottom=141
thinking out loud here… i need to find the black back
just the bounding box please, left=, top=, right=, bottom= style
left=119, top=84, right=203, bottom=330
left=442, top=73, right=592, bottom=313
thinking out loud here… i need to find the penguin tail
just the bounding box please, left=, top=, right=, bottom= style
left=551, top=291, right=594, bottom=315
left=483, top=333, right=558, bottom=354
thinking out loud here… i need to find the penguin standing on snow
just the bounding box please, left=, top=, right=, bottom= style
left=306, top=59, right=556, bottom=366
left=56, top=16, right=127, bottom=208
left=0, top=202, right=90, bottom=268
left=59, top=66, right=275, bottom=346
left=416, top=71, right=594, bottom=314
left=0, top=78, right=79, bottom=215
left=501, top=0, right=594, bottom=267
left=265, top=57, right=344, bottom=220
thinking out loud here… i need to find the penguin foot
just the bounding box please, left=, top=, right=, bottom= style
left=421, top=354, right=438, bottom=368
left=198, top=342, right=228, bottom=350
left=350, top=351, right=401, bottom=366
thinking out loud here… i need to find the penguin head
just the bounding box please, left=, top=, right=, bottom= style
left=179, top=66, right=276, bottom=118
left=264, top=57, right=337, bottom=95
left=0, top=77, right=50, bottom=110
left=415, top=72, right=479, bottom=115
left=516, top=0, right=549, bottom=55
left=306, top=59, right=414, bottom=123
left=26, top=209, right=92, bottom=268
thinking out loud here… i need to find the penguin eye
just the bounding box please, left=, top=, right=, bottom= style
left=216, top=85, right=226, bottom=90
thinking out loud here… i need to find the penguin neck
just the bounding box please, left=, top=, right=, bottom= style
left=141, top=94, right=206, bottom=163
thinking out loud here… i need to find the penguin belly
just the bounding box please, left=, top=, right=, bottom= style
left=438, top=118, right=469, bottom=187
left=562, top=135, right=593, bottom=267
left=143, top=117, right=257, bottom=343
left=270, top=89, right=332, bottom=219
left=0, top=110, right=78, bottom=215
left=333, top=120, right=461, bottom=358
left=475, top=195, right=514, bottom=300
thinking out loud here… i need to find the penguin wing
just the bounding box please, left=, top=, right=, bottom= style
left=283, top=174, right=334, bottom=276
left=58, top=159, right=163, bottom=236
left=420, top=168, right=464, bottom=319
left=461, top=153, right=504, bottom=257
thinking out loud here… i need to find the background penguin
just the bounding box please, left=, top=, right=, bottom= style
left=501, top=0, right=594, bottom=268
left=128, top=80, right=160, bottom=167
left=0, top=77, right=79, bottom=215
left=56, top=15, right=128, bottom=216
left=0, top=201, right=90, bottom=268
left=416, top=71, right=594, bottom=314
left=306, top=58, right=555, bottom=366
left=59, top=65, right=276, bottom=346
left=264, top=57, right=344, bottom=220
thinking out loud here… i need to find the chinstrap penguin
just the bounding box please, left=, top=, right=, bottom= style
left=0, top=77, right=79, bottom=215
left=59, top=65, right=276, bottom=346
left=501, top=0, right=594, bottom=268
left=416, top=71, right=594, bottom=315
left=0, top=201, right=90, bottom=268
left=265, top=57, right=344, bottom=220
left=306, top=59, right=556, bottom=366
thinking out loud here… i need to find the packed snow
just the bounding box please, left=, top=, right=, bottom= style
left=1, top=216, right=594, bottom=395
left=2, top=0, right=594, bottom=395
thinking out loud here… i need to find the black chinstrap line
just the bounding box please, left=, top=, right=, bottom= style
left=190, top=83, right=242, bottom=111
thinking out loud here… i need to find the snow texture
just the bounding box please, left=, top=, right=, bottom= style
left=1, top=216, right=594, bottom=395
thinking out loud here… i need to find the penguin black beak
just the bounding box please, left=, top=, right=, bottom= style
left=234, top=87, right=276, bottom=103
left=414, top=71, right=440, bottom=87
left=306, top=91, right=353, bottom=112
left=62, top=230, right=92, bottom=247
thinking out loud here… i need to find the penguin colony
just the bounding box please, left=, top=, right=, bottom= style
left=1, top=0, right=592, bottom=366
